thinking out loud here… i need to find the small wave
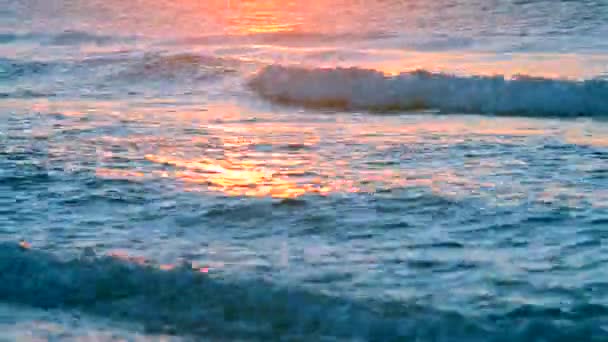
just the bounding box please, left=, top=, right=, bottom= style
left=0, top=31, right=132, bottom=46
left=0, top=173, right=51, bottom=188
left=407, top=35, right=476, bottom=51
left=1, top=53, right=239, bottom=85
left=0, top=58, right=54, bottom=80
left=0, top=33, right=21, bottom=44
left=0, top=32, right=44, bottom=44
left=114, top=53, right=239, bottom=82
left=250, top=65, right=608, bottom=117
left=48, top=30, right=131, bottom=46
left=0, top=89, right=56, bottom=99
left=167, top=30, right=395, bottom=47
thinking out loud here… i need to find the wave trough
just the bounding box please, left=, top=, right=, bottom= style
left=250, top=65, right=608, bottom=117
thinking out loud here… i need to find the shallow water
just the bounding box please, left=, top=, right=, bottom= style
left=1, top=0, right=608, bottom=340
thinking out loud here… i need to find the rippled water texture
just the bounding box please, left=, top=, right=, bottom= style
left=1, top=0, right=608, bottom=340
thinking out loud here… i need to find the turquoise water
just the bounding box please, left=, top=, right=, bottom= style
left=1, top=0, right=608, bottom=340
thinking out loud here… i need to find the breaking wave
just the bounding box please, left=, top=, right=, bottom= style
left=250, top=65, right=608, bottom=117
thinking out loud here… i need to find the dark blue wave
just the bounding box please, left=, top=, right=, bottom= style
left=1, top=243, right=607, bottom=341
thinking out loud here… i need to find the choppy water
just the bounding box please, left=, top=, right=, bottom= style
left=1, top=0, right=608, bottom=340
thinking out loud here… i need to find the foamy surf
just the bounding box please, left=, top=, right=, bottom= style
left=250, top=65, right=608, bottom=117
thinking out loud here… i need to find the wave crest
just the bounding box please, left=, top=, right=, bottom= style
left=250, top=65, right=608, bottom=117
left=1, top=243, right=608, bottom=340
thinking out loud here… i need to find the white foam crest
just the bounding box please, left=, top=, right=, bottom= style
left=250, top=65, right=608, bottom=117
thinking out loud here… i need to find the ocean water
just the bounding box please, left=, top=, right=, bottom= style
left=1, top=0, right=608, bottom=340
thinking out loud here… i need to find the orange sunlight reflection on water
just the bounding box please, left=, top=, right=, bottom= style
left=137, top=119, right=536, bottom=199
left=9, top=99, right=603, bottom=201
